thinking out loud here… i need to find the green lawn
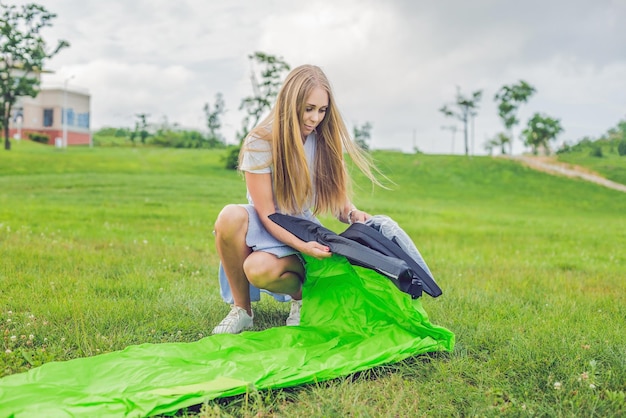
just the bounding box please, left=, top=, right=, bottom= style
left=1, top=140, right=625, bottom=417
left=556, top=143, right=626, bottom=185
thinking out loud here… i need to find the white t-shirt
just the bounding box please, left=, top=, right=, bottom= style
left=239, top=132, right=317, bottom=217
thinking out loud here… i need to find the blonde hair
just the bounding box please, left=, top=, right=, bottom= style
left=240, top=64, right=381, bottom=216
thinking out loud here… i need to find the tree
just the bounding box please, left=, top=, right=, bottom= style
left=203, top=92, right=225, bottom=147
left=133, top=113, right=150, bottom=144
left=238, top=52, right=290, bottom=142
left=225, top=52, right=290, bottom=170
left=494, top=80, right=536, bottom=155
left=439, top=87, right=483, bottom=156
left=522, top=113, right=563, bottom=155
left=353, top=121, right=372, bottom=151
left=0, top=3, right=69, bottom=150
left=484, top=132, right=511, bottom=156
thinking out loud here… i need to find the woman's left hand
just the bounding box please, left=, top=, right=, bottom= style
left=349, top=209, right=371, bottom=224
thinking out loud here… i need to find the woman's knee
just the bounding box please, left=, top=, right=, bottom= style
left=214, top=205, right=247, bottom=238
left=243, top=253, right=301, bottom=289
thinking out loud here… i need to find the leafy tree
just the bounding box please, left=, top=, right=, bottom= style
left=225, top=52, right=290, bottom=170
left=494, top=80, right=536, bottom=155
left=353, top=121, right=372, bottom=151
left=133, top=113, right=150, bottom=144
left=203, top=92, right=225, bottom=147
left=522, top=113, right=563, bottom=155
left=238, top=52, right=290, bottom=142
left=0, top=3, right=69, bottom=150
left=484, top=132, right=511, bottom=156
left=439, top=87, right=483, bottom=156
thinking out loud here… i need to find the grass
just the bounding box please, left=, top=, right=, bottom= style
left=1, top=139, right=626, bottom=417
left=556, top=142, right=626, bottom=185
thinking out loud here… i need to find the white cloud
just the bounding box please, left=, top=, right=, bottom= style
left=9, top=0, right=626, bottom=153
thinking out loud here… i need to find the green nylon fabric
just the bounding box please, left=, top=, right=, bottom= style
left=0, top=255, right=454, bottom=417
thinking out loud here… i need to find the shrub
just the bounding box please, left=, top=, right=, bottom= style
left=224, top=146, right=240, bottom=170
left=589, top=145, right=603, bottom=158
left=28, top=133, right=50, bottom=144
left=618, top=140, right=626, bottom=156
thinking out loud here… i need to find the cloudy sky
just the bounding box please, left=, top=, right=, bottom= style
left=14, top=0, right=626, bottom=154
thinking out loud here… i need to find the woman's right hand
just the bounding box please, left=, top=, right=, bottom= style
left=300, top=241, right=332, bottom=260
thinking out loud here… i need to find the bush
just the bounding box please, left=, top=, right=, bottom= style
left=224, top=146, right=240, bottom=170
left=28, top=133, right=50, bottom=144
left=618, top=140, right=626, bottom=156
left=589, top=144, right=603, bottom=158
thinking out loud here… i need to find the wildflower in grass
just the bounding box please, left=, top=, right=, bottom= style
left=589, top=384, right=596, bottom=389
left=553, top=382, right=562, bottom=390
left=10, top=335, right=16, bottom=342
left=5, top=349, right=11, bottom=354
left=29, top=334, right=34, bottom=340
left=579, top=372, right=589, bottom=381
left=143, top=240, right=148, bottom=244
left=7, top=311, right=12, bottom=315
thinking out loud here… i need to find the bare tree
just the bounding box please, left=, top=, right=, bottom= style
left=439, top=87, right=483, bottom=156
left=203, top=92, right=225, bottom=147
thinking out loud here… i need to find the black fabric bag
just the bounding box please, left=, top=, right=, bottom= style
left=339, top=222, right=442, bottom=298
left=269, top=213, right=442, bottom=299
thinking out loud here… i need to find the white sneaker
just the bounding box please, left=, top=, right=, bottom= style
left=286, top=299, right=302, bottom=326
left=212, top=305, right=253, bottom=334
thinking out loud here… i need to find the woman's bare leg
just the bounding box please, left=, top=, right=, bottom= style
left=243, top=252, right=304, bottom=299
left=214, top=204, right=253, bottom=315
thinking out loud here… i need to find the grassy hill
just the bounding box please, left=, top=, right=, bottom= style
left=1, top=140, right=625, bottom=417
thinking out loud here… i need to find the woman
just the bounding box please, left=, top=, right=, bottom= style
left=212, top=64, right=381, bottom=334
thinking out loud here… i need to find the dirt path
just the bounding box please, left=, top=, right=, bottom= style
left=509, top=155, right=626, bottom=193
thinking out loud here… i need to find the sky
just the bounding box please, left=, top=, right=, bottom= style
left=12, top=0, right=626, bottom=154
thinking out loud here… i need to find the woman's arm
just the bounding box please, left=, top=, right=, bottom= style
left=338, top=203, right=371, bottom=224
left=246, top=172, right=332, bottom=259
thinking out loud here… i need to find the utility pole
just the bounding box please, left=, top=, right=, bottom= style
left=62, top=75, right=75, bottom=148
left=441, top=125, right=458, bottom=154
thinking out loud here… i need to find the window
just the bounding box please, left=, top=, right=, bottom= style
left=61, top=108, right=75, bottom=126
left=43, top=108, right=54, bottom=127
left=77, top=112, right=90, bottom=129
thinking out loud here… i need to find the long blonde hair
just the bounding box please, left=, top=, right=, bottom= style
left=240, top=64, right=381, bottom=216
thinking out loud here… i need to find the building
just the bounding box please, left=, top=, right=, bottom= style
left=8, top=85, right=91, bottom=146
